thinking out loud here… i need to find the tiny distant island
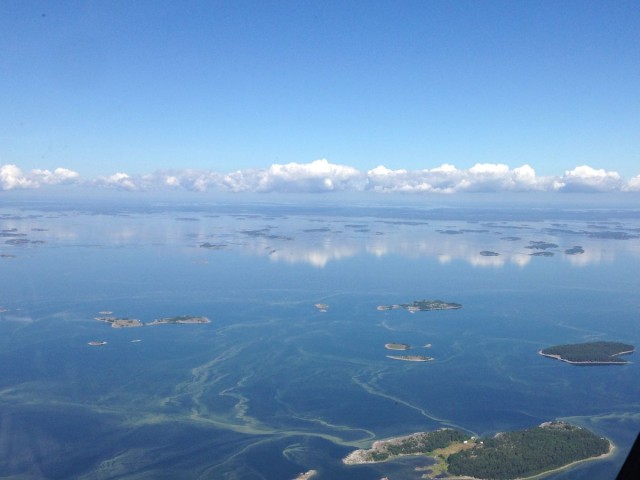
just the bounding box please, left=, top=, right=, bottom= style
left=386, top=355, right=433, bottom=362
left=343, top=422, right=611, bottom=479
left=385, top=343, right=433, bottom=361
left=96, top=315, right=211, bottom=328
left=525, top=241, right=559, bottom=250
left=148, top=315, right=212, bottom=326
left=540, top=341, right=634, bottom=365
left=314, top=303, right=328, bottom=312
left=377, top=300, right=462, bottom=313
left=530, top=251, right=554, bottom=257
left=385, top=343, right=410, bottom=350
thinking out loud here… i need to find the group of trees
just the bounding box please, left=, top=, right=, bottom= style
left=402, top=300, right=463, bottom=310
left=446, top=423, right=609, bottom=479
left=369, top=429, right=468, bottom=462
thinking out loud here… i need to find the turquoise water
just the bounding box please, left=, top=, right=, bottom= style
left=1, top=202, right=639, bottom=479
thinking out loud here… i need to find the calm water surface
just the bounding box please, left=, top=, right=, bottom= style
left=1, top=202, right=639, bottom=479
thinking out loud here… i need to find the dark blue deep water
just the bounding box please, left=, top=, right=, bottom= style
left=1, top=201, right=639, bottom=479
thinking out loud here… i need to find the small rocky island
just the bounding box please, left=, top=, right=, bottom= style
left=314, top=303, right=328, bottom=312
left=385, top=343, right=410, bottom=350
left=384, top=343, right=433, bottom=361
left=343, top=422, right=611, bottom=479
left=386, top=355, right=433, bottom=362
left=540, top=341, right=634, bottom=365
left=377, top=299, right=462, bottom=312
left=96, top=315, right=210, bottom=328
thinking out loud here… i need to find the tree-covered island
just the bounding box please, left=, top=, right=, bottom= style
left=540, top=341, right=634, bottom=364
left=95, top=316, right=144, bottom=328
left=525, top=241, right=559, bottom=250
left=343, top=429, right=469, bottom=465
left=343, top=422, right=611, bottom=479
left=96, top=315, right=210, bottom=328
left=147, top=315, right=211, bottom=325
left=377, top=299, right=462, bottom=312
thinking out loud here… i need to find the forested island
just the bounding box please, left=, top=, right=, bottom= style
left=530, top=251, right=554, bottom=257
left=377, top=300, right=462, bottom=312
left=95, top=316, right=144, bottom=328
left=343, top=429, right=468, bottom=465
left=147, top=315, right=211, bottom=325
left=540, top=341, right=634, bottom=364
left=526, top=241, right=559, bottom=250
left=343, top=422, right=611, bottom=479
left=96, top=315, right=210, bottom=328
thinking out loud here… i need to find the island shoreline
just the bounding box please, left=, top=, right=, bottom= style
left=343, top=423, right=613, bottom=479
left=538, top=350, right=633, bottom=365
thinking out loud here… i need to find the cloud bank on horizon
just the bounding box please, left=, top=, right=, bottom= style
left=2, top=160, right=639, bottom=194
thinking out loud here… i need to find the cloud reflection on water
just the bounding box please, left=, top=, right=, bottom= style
left=2, top=207, right=638, bottom=270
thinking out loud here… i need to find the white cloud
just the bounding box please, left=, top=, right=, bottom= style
left=140, top=160, right=364, bottom=193
left=468, top=163, right=509, bottom=175
left=557, top=165, right=623, bottom=192
left=95, top=172, right=139, bottom=191
left=1, top=164, right=80, bottom=190
left=430, top=163, right=457, bottom=173
left=1, top=164, right=36, bottom=190
left=623, top=175, right=640, bottom=192
left=365, top=163, right=552, bottom=193
left=366, top=164, right=464, bottom=193
left=165, top=176, right=180, bottom=187
left=512, top=164, right=537, bottom=185
left=142, top=170, right=223, bottom=192
left=255, top=159, right=364, bottom=193
left=1, top=161, right=638, bottom=195
left=463, top=163, right=553, bottom=192
left=31, top=167, right=81, bottom=185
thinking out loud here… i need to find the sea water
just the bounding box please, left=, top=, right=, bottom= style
left=0, top=200, right=639, bottom=479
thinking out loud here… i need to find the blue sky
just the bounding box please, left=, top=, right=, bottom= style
left=1, top=1, right=639, bottom=194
